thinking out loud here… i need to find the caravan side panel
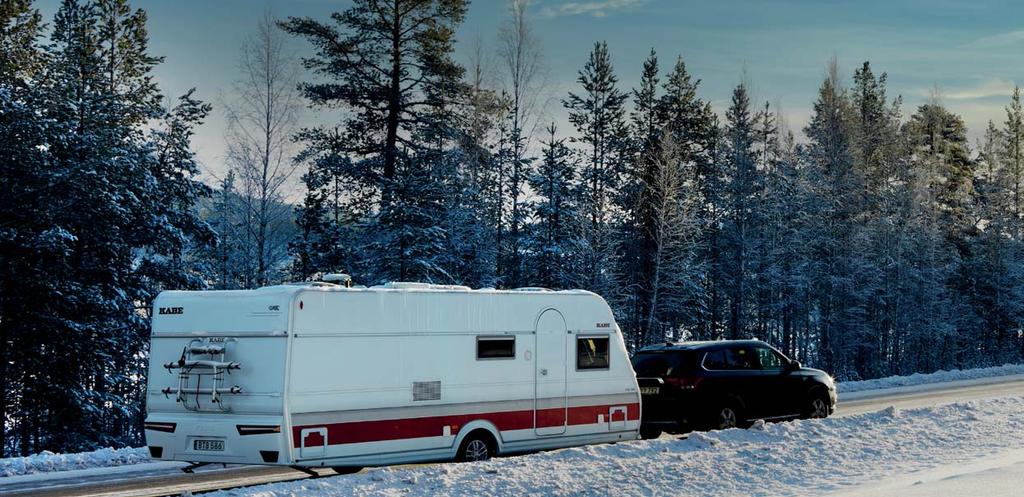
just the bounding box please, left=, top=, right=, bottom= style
left=285, top=289, right=640, bottom=467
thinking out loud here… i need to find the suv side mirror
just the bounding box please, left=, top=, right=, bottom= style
left=788, top=360, right=801, bottom=370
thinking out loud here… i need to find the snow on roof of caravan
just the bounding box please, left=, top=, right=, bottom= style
left=155, top=282, right=599, bottom=299
left=269, top=281, right=598, bottom=295
left=152, top=283, right=610, bottom=336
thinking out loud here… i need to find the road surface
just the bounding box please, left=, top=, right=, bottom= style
left=3, top=375, right=1023, bottom=497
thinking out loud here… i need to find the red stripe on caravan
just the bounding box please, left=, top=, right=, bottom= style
left=292, top=403, right=639, bottom=448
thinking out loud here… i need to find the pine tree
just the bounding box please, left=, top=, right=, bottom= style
left=281, top=0, right=469, bottom=281
left=527, top=124, right=581, bottom=289
left=564, top=41, right=629, bottom=300
left=1004, top=86, right=1024, bottom=237
left=0, top=0, right=50, bottom=457
left=659, top=56, right=718, bottom=339
left=0, top=0, right=212, bottom=452
left=639, top=131, right=701, bottom=346
left=801, top=60, right=871, bottom=377
left=721, top=82, right=761, bottom=340
left=618, top=49, right=662, bottom=346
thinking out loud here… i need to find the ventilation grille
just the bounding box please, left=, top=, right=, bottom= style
left=412, top=381, right=441, bottom=401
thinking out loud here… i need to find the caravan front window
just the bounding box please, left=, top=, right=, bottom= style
left=577, top=336, right=610, bottom=370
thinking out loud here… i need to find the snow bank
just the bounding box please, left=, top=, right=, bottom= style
left=838, top=363, right=1024, bottom=393
left=0, top=447, right=150, bottom=477
left=209, top=396, right=1024, bottom=497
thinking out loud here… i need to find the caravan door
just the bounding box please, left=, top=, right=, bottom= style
left=534, top=309, right=567, bottom=436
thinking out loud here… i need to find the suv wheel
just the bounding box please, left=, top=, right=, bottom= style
left=639, top=425, right=662, bottom=439
left=807, top=392, right=830, bottom=419
left=712, top=403, right=741, bottom=430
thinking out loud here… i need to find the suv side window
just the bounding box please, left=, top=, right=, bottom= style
left=725, top=347, right=757, bottom=370
left=703, top=350, right=727, bottom=370
left=754, top=346, right=787, bottom=370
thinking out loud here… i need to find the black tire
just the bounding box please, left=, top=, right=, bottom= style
left=456, top=430, right=496, bottom=462
left=639, top=425, right=663, bottom=440
left=805, top=390, right=831, bottom=419
left=330, top=466, right=363, bottom=475
left=708, top=401, right=743, bottom=430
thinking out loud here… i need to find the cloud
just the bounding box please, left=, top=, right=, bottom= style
left=538, top=0, right=646, bottom=18
left=962, top=29, right=1024, bottom=49
left=932, top=78, right=1018, bottom=100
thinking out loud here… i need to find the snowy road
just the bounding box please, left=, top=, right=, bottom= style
left=3, top=374, right=1023, bottom=497
left=825, top=448, right=1024, bottom=497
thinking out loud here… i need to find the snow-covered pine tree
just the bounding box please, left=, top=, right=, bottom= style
left=1003, top=86, right=1024, bottom=238
left=564, top=41, right=629, bottom=303
left=527, top=123, right=582, bottom=290
left=849, top=62, right=900, bottom=377
left=801, top=60, right=872, bottom=378
left=638, top=130, right=701, bottom=347
left=901, top=98, right=972, bottom=372
left=618, top=49, right=662, bottom=348
left=0, top=0, right=52, bottom=457
left=208, top=170, right=246, bottom=290
left=0, top=0, right=214, bottom=453
left=721, top=82, right=762, bottom=340
left=658, top=56, right=718, bottom=340
left=280, top=0, right=469, bottom=282
left=753, top=101, right=810, bottom=359
left=459, top=42, right=503, bottom=287
left=967, top=120, right=1024, bottom=366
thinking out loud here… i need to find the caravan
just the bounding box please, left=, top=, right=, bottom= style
left=143, top=281, right=640, bottom=472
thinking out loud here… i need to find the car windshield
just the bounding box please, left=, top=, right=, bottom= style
left=631, top=351, right=694, bottom=377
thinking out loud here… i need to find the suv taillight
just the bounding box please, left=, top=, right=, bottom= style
left=664, top=376, right=703, bottom=390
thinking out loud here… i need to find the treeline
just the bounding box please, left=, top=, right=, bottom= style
left=0, top=0, right=212, bottom=455
left=281, top=0, right=1024, bottom=384
left=2, top=0, right=1024, bottom=457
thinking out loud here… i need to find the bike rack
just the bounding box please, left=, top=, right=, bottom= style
left=163, top=338, right=243, bottom=412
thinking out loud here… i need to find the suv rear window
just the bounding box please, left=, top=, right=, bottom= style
left=631, top=351, right=695, bottom=377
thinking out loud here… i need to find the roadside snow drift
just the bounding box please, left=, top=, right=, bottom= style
left=0, top=447, right=150, bottom=477
left=838, top=363, right=1024, bottom=393
left=209, top=396, right=1024, bottom=497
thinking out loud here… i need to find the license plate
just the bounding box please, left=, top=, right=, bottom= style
left=640, top=386, right=660, bottom=395
left=194, top=439, right=224, bottom=451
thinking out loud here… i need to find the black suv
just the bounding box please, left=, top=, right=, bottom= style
left=631, top=340, right=836, bottom=438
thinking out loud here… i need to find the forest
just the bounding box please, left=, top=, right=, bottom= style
left=1, top=0, right=1023, bottom=456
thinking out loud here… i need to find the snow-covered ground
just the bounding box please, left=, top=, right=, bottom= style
left=826, top=448, right=1024, bottom=497
left=837, top=363, right=1024, bottom=393
left=209, top=396, right=1024, bottom=497
left=0, top=446, right=150, bottom=477
left=2, top=363, right=1021, bottom=484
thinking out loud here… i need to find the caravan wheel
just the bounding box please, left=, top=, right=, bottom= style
left=456, top=430, right=496, bottom=462
left=330, top=466, right=363, bottom=475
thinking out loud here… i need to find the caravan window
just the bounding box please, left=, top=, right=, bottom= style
left=577, top=336, right=610, bottom=370
left=477, top=336, right=515, bottom=359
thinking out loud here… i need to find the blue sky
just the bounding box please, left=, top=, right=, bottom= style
left=33, top=0, right=1024, bottom=186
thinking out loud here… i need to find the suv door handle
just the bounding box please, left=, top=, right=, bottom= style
left=540, top=368, right=548, bottom=376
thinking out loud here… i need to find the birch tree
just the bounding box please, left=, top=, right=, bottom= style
left=225, top=9, right=301, bottom=287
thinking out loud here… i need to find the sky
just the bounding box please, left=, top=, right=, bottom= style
left=33, top=0, right=1024, bottom=191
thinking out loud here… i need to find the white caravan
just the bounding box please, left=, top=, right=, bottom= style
left=143, top=281, right=640, bottom=472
